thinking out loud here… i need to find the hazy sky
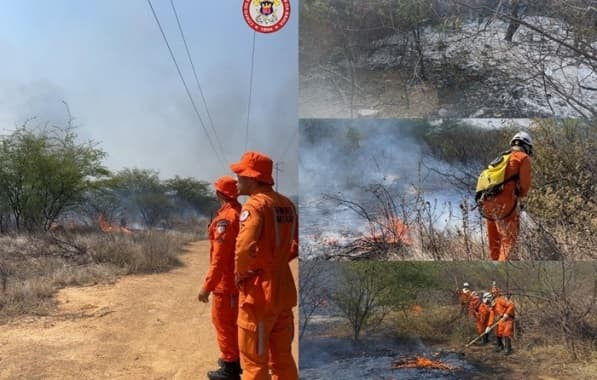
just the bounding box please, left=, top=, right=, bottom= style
left=0, top=0, right=298, bottom=194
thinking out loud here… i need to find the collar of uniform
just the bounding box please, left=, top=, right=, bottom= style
left=250, top=184, right=274, bottom=196
left=217, top=200, right=239, bottom=213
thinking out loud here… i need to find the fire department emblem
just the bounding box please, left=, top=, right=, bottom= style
left=243, top=0, right=290, bottom=33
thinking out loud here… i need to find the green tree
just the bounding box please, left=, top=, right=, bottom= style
left=164, top=176, right=218, bottom=217
left=113, top=169, right=171, bottom=228
left=0, top=124, right=107, bottom=232
left=332, top=262, right=392, bottom=341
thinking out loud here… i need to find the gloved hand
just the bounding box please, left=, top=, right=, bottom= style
left=197, top=288, right=210, bottom=303
left=502, top=313, right=509, bottom=321
left=485, top=327, right=491, bottom=334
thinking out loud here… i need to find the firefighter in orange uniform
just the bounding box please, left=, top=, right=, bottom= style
left=198, top=176, right=242, bottom=380
left=468, top=291, right=482, bottom=320
left=481, top=132, right=533, bottom=261
left=476, top=292, right=495, bottom=345
left=457, top=282, right=473, bottom=317
left=230, top=151, right=298, bottom=380
left=489, top=292, right=516, bottom=355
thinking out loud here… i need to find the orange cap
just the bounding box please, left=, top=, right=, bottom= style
left=229, top=151, right=274, bottom=185
left=214, top=175, right=238, bottom=199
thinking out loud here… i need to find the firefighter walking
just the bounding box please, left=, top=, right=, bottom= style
left=230, top=151, right=299, bottom=380
left=198, top=176, right=243, bottom=380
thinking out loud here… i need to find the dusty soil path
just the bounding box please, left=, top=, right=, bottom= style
left=0, top=241, right=298, bottom=380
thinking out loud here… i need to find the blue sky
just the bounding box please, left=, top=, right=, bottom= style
left=0, top=0, right=298, bottom=194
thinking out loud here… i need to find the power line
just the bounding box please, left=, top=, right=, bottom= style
left=245, top=31, right=256, bottom=150
left=168, top=0, right=228, bottom=163
left=145, top=0, right=227, bottom=170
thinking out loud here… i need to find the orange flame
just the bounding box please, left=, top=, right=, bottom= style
left=410, top=304, right=424, bottom=314
left=97, top=214, right=132, bottom=234
left=392, top=356, right=457, bottom=371
left=364, top=217, right=412, bottom=246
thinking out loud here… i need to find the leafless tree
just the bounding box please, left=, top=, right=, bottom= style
left=299, top=256, right=329, bottom=339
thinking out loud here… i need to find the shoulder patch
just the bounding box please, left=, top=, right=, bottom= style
left=240, top=210, right=250, bottom=222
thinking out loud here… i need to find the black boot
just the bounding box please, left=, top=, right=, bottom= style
left=482, top=333, right=489, bottom=345
left=494, top=337, right=504, bottom=352
left=504, top=337, right=512, bottom=355
left=207, top=360, right=241, bottom=380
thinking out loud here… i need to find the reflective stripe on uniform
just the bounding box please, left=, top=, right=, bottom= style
left=257, top=320, right=265, bottom=356
left=272, top=207, right=280, bottom=249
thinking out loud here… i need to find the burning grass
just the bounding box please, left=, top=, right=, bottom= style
left=392, top=355, right=459, bottom=371
left=0, top=230, right=199, bottom=321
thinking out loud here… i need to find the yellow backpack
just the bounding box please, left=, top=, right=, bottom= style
left=475, top=151, right=518, bottom=203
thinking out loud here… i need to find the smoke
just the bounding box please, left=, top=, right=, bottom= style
left=0, top=1, right=298, bottom=195
left=299, top=119, right=465, bottom=241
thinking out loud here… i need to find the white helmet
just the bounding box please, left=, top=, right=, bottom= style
left=511, top=131, right=533, bottom=148
left=482, top=292, right=493, bottom=304
left=463, top=282, right=470, bottom=288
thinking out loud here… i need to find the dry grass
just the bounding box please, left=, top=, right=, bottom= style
left=388, top=305, right=470, bottom=345
left=0, top=230, right=199, bottom=321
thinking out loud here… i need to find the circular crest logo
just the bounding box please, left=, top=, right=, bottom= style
left=243, top=0, right=290, bottom=33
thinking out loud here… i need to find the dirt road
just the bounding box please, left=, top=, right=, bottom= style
left=0, top=241, right=299, bottom=380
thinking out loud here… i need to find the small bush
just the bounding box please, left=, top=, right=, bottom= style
left=0, top=230, right=197, bottom=321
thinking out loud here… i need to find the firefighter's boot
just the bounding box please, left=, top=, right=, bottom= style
left=207, top=360, right=241, bottom=380
left=504, top=337, right=512, bottom=355
left=482, top=333, right=489, bottom=345
left=494, top=337, right=504, bottom=352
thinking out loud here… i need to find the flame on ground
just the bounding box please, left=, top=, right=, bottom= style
left=97, top=214, right=132, bottom=234
left=392, top=356, right=457, bottom=371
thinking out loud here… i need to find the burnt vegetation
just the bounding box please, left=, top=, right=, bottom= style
left=299, top=261, right=597, bottom=378
left=300, top=0, right=597, bottom=118
left=301, top=118, right=596, bottom=261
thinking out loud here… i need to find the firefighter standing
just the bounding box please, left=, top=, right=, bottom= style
left=198, top=176, right=242, bottom=380
left=230, top=151, right=299, bottom=380
left=481, top=131, right=533, bottom=261
left=457, top=282, right=473, bottom=317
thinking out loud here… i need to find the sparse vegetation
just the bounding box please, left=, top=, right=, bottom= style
left=300, top=0, right=597, bottom=118
left=302, top=118, right=596, bottom=260
left=301, top=261, right=597, bottom=378
left=0, top=230, right=199, bottom=322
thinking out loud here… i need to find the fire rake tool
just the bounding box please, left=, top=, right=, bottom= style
left=464, top=319, right=501, bottom=348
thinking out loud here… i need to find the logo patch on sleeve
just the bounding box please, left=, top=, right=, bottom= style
left=216, top=220, right=228, bottom=234
left=240, top=210, right=250, bottom=222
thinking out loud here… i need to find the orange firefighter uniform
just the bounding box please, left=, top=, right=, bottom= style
left=201, top=176, right=242, bottom=364
left=491, top=296, right=515, bottom=338
left=476, top=302, right=494, bottom=336
left=481, top=149, right=532, bottom=261
left=468, top=292, right=482, bottom=320
left=489, top=295, right=515, bottom=354
left=231, top=152, right=299, bottom=380
left=457, top=289, right=473, bottom=316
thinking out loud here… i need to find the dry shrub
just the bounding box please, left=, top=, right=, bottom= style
left=389, top=305, right=474, bottom=345
left=0, top=230, right=198, bottom=320
left=0, top=278, right=55, bottom=318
